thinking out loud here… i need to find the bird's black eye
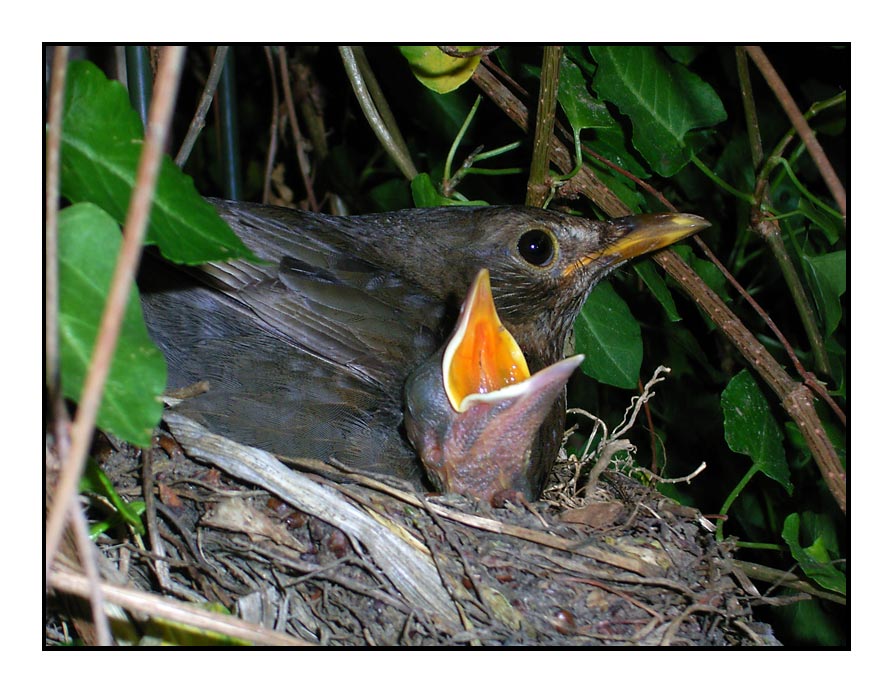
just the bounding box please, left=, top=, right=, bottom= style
left=517, top=228, right=556, bottom=267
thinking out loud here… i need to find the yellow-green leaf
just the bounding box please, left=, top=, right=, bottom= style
left=398, top=46, right=480, bottom=94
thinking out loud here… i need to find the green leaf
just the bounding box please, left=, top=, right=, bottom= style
left=85, top=500, right=146, bottom=541
left=634, top=261, right=681, bottom=322
left=663, top=45, right=704, bottom=66
left=80, top=458, right=146, bottom=536
left=558, top=54, right=651, bottom=202
left=798, top=198, right=843, bottom=245
left=558, top=54, right=617, bottom=134
left=558, top=48, right=650, bottom=184
left=575, top=282, right=643, bottom=388
left=720, top=370, right=792, bottom=492
left=367, top=177, right=412, bottom=211
left=410, top=173, right=487, bottom=208
left=802, top=250, right=847, bottom=337
left=774, top=594, right=844, bottom=647
left=584, top=123, right=651, bottom=182
left=799, top=510, right=841, bottom=556
left=782, top=514, right=847, bottom=595
left=58, top=60, right=254, bottom=265
left=58, top=203, right=167, bottom=446
left=144, top=608, right=250, bottom=646
left=589, top=46, right=727, bottom=176
left=398, top=46, right=480, bottom=94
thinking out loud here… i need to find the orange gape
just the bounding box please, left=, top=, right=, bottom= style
left=443, top=270, right=530, bottom=411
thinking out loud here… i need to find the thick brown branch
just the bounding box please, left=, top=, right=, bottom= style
left=654, top=250, right=846, bottom=513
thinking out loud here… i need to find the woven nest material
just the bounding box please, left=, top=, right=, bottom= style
left=46, top=412, right=780, bottom=647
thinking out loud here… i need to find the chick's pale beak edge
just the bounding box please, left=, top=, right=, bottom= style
left=443, top=269, right=531, bottom=413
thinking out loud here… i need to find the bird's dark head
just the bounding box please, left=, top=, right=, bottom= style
left=344, top=204, right=708, bottom=366
left=438, top=207, right=710, bottom=365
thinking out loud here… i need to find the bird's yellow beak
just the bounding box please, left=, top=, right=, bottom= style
left=443, top=269, right=530, bottom=413
left=564, top=212, right=711, bottom=276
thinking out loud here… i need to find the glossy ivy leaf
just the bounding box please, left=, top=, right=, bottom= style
left=781, top=513, right=847, bottom=595
left=58, top=60, right=255, bottom=265
left=575, top=282, right=642, bottom=389
left=589, top=46, right=726, bottom=177
left=58, top=203, right=167, bottom=446
left=720, top=370, right=792, bottom=493
left=398, top=46, right=480, bottom=94
left=558, top=54, right=616, bottom=134
left=802, top=250, right=847, bottom=337
left=557, top=53, right=650, bottom=186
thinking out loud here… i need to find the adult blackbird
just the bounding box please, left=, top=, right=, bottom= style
left=140, top=199, right=708, bottom=495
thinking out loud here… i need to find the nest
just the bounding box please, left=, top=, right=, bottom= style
left=46, top=411, right=780, bottom=647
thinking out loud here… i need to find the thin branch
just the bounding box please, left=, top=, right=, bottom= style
left=49, top=567, right=313, bottom=646
left=45, top=46, right=68, bottom=407
left=692, top=233, right=843, bottom=424
left=691, top=155, right=756, bottom=203
left=443, top=96, right=481, bottom=194
left=639, top=462, right=708, bottom=486
left=481, top=54, right=529, bottom=101
left=754, top=91, right=847, bottom=204
left=751, top=213, right=833, bottom=377
left=71, top=503, right=113, bottom=646
left=526, top=46, right=562, bottom=207
left=471, top=61, right=624, bottom=216
left=352, top=46, right=415, bottom=170
left=277, top=46, right=319, bottom=211
left=262, top=46, right=281, bottom=205
left=45, top=46, right=187, bottom=580
left=142, top=447, right=174, bottom=594
left=339, top=46, right=417, bottom=181
left=735, top=46, right=763, bottom=169
left=745, top=91, right=847, bottom=382
left=732, top=559, right=847, bottom=606
left=694, top=79, right=845, bottom=403
left=438, top=46, right=500, bottom=59
left=175, top=45, right=229, bottom=168
left=744, top=46, right=847, bottom=219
